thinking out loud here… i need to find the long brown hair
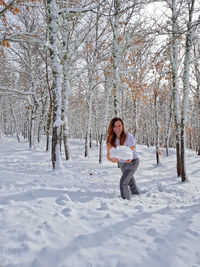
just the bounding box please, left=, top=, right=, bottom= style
left=106, top=117, right=127, bottom=147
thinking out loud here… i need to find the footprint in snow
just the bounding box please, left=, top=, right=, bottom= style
left=61, top=207, right=72, bottom=217
left=55, top=194, right=71, bottom=206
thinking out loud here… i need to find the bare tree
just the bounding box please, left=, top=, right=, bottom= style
left=180, top=0, right=196, bottom=182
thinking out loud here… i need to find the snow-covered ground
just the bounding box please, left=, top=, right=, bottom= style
left=0, top=136, right=200, bottom=267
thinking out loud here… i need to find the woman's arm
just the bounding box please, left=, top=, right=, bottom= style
left=107, top=143, right=118, bottom=163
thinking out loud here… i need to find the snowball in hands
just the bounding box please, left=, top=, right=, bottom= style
left=110, top=146, right=133, bottom=160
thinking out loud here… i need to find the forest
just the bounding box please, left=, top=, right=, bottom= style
left=0, top=0, right=200, bottom=180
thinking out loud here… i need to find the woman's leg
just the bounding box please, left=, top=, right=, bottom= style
left=119, top=168, right=132, bottom=200
left=129, top=159, right=140, bottom=194
left=119, top=158, right=139, bottom=200
left=129, top=176, right=140, bottom=195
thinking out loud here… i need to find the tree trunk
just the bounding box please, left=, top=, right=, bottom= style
left=133, top=98, right=138, bottom=138
left=84, top=68, right=93, bottom=158
left=99, top=133, right=103, bottom=164
left=10, top=101, right=20, bottom=142
left=62, top=68, right=70, bottom=161
left=193, top=44, right=200, bottom=155
left=98, top=71, right=110, bottom=163
left=180, top=0, right=195, bottom=182
left=110, top=0, right=120, bottom=116
left=165, top=91, right=173, bottom=156
left=46, top=97, right=52, bottom=152
left=29, top=104, right=38, bottom=149
left=154, top=90, right=160, bottom=165
left=47, top=0, right=63, bottom=169
left=38, top=96, right=47, bottom=143
left=170, top=0, right=181, bottom=176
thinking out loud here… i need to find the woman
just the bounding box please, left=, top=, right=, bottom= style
left=106, top=117, right=140, bottom=200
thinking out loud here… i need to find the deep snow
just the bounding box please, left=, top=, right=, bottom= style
left=0, top=136, right=200, bottom=267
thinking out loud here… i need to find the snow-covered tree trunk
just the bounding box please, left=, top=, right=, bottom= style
left=44, top=28, right=52, bottom=152
left=99, top=70, right=110, bottom=164
left=26, top=47, right=39, bottom=149
left=198, top=91, right=200, bottom=155
left=193, top=43, right=200, bottom=155
left=62, top=70, right=70, bottom=160
left=154, top=88, right=160, bottom=165
left=85, top=68, right=93, bottom=158
left=84, top=19, right=100, bottom=158
left=37, top=96, right=47, bottom=143
left=170, top=0, right=181, bottom=176
left=60, top=9, right=71, bottom=161
left=180, top=0, right=195, bottom=182
left=10, top=100, right=20, bottom=142
left=197, top=77, right=200, bottom=155
left=110, top=0, right=121, bottom=116
left=145, top=103, right=151, bottom=147
left=46, top=94, right=52, bottom=152
left=22, top=111, right=29, bottom=139
left=29, top=101, right=38, bottom=149
left=165, top=93, right=173, bottom=156
left=47, top=0, right=63, bottom=169
left=133, top=98, right=138, bottom=138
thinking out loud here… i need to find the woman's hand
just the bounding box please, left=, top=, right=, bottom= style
left=110, top=158, right=118, bottom=163
left=107, top=143, right=118, bottom=163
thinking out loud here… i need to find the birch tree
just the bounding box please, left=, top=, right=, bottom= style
left=46, top=0, right=105, bottom=168
left=99, top=68, right=110, bottom=163
left=109, top=0, right=121, bottom=116
left=168, top=0, right=181, bottom=176
left=192, top=39, right=200, bottom=155
left=180, top=0, right=196, bottom=182
left=47, top=0, right=63, bottom=169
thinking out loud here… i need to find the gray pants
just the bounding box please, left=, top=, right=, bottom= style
left=118, top=158, right=140, bottom=200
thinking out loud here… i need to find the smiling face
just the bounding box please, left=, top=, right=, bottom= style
left=113, top=120, right=123, bottom=138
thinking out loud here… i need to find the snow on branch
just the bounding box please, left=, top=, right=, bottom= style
left=58, top=1, right=105, bottom=15
left=0, top=87, right=35, bottom=96
left=0, top=0, right=16, bottom=16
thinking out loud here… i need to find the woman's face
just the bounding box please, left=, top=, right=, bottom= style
left=113, top=120, right=123, bottom=138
